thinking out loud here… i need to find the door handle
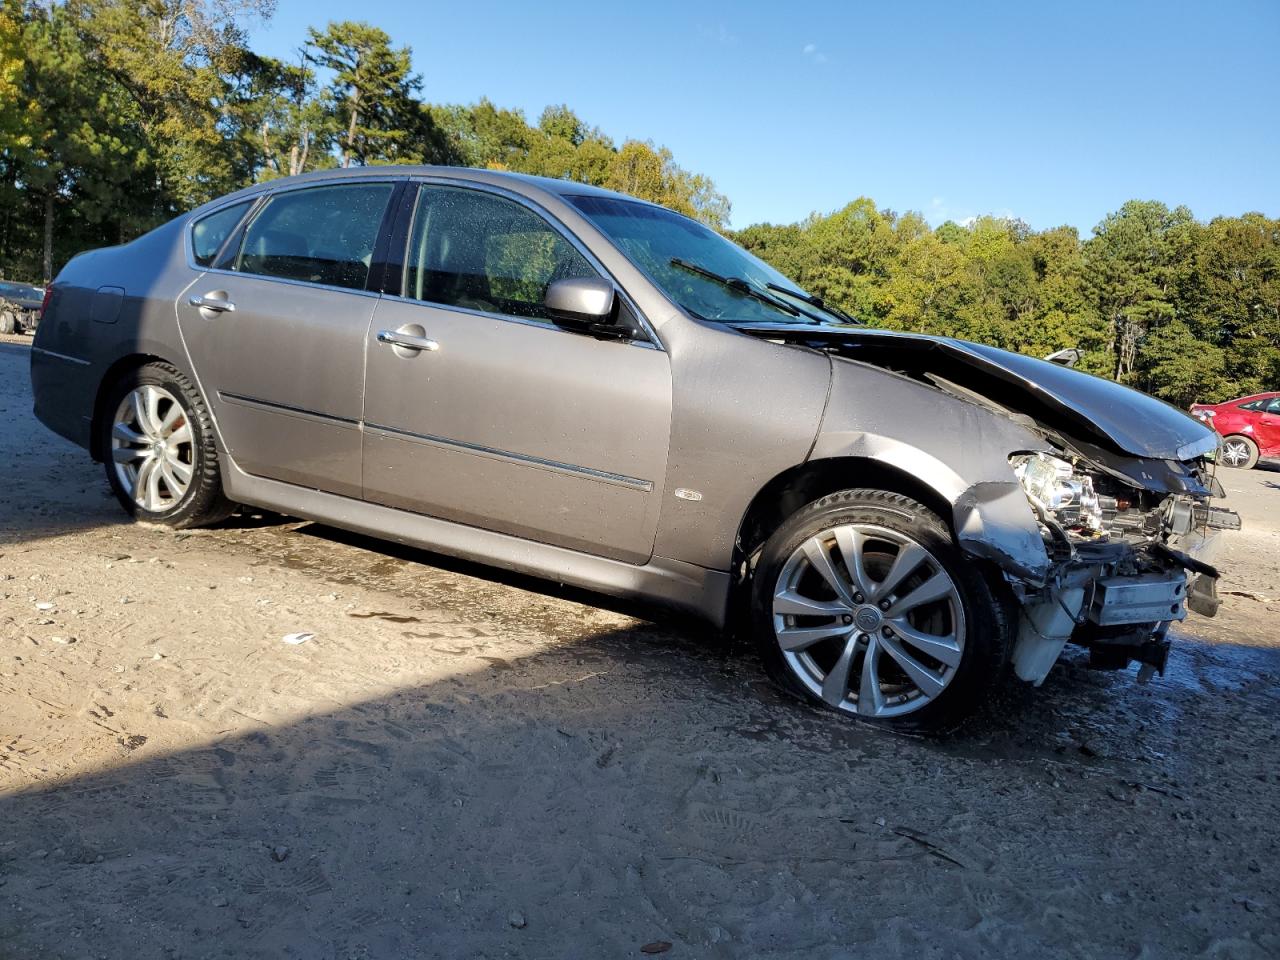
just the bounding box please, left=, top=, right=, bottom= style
left=377, top=329, right=439, bottom=352
left=188, top=295, right=236, bottom=313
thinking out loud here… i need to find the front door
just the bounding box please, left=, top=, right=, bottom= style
left=177, top=180, right=397, bottom=497
left=361, top=183, right=672, bottom=564
left=1257, top=397, right=1280, bottom=455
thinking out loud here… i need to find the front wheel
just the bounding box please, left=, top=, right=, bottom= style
left=99, top=361, right=235, bottom=528
left=750, top=489, right=1010, bottom=733
left=1220, top=435, right=1259, bottom=469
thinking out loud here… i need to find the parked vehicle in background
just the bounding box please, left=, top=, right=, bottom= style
left=0, top=279, right=46, bottom=335
left=30, top=167, right=1241, bottom=731
left=1191, top=393, right=1280, bottom=469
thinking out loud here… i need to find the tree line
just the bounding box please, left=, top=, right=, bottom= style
left=2, top=0, right=1276, bottom=406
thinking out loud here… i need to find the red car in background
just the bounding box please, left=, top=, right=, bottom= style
left=1191, top=392, right=1280, bottom=469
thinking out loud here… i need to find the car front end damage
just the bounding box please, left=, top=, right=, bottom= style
left=994, top=445, right=1240, bottom=685
left=735, top=321, right=1243, bottom=690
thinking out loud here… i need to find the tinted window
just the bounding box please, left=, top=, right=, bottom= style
left=1239, top=399, right=1265, bottom=410
left=191, top=201, right=252, bottom=267
left=1265, top=398, right=1280, bottom=414
left=404, top=186, right=596, bottom=320
left=234, top=183, right=393, bottom=291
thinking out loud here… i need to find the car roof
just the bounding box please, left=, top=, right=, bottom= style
left=196, top=165, right=659, bottom=216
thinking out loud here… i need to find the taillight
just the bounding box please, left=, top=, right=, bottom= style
left=39, top=285, right=52, bottom=317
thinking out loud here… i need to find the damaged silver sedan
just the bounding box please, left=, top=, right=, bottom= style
left=30, top=167, right=1239, bottom=730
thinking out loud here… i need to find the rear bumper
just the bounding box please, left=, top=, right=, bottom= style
left=30, top=345, right=95, bottom=452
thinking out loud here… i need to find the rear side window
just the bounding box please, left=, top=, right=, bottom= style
left=191, top=201, right=252, bottom=267
left=1239, top=399, right=1266, bottom=410
left=403, top=185, right=596, bottom=320
left=233, top=183, right=394, bottom=291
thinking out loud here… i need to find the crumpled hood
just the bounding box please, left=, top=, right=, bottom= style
left=732, top=323, right=1218, bottom=462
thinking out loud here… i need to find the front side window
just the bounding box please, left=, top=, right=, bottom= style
left=233, top=183, right=394, bottom=291
left=191, top=200, right=252, bottom=267
left=1265, top=398, right=1280, bottom=414
left=403, top=185, right=596, bottom=320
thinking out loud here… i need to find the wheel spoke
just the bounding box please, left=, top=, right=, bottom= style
left=857, top=635, right=885, bottom=716
left=773, top=589, right=849, bottom=618
left=879, top=633, right=946, bottom=698
left=801, top=537, right=856, bottom=605
left=129, top=390, right=151, bottom=436
left=886, top=571, right=955, bottom=618
left=134, top=456, right=157, bottom=507
left=112, top=445, right=147, bottom=463
left=158, top=403, right=184, bottom=437
left=887, top=619, right=962, bottom=668
left=872, top=542, right=927, bottom=601
left=778, top=622, right=850, bottom=651
left=165, top=453, right=193, bottom=484
left=145, top=454, right=164, bottom=509
left=159, top=460, right=187, bottom=499
left=142, top=386, right=164, bottom=437
left=832, top=526, right=873, bottom=597
left=821, top=635, right=858, bottom=707
left=112, top=422, right=146, bottom=445
left=167, top=423, right=192, bottom=446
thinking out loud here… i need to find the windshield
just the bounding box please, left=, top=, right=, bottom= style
left=566, top=195, right=844, bottom=325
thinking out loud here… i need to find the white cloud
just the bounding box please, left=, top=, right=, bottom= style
left=802, top=43, right=828, bottom=64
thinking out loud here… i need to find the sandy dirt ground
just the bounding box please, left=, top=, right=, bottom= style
left=1, top=336, right=1278, bottom=959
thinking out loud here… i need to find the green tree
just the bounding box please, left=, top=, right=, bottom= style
left=71, top=0, right=274, bottom=209
left=3, top=1, right=153, bottom=280
left=1083, top=200, right=1193, bottom=384
left=307, top=21, right=442, bottom=167
left=224, top=49, right=336, bottom=181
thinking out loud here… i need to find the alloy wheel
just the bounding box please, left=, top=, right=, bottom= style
left=110, top=385, right=196, bottom=513
left=1221, top=439, right=1251, bottom=467
left=772, top=524, right=966, bottom=718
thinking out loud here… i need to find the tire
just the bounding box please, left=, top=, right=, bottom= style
left=98, top=361, right=235, bottom=528
left=0, top=310, right=14, bottom=335
left=1220, top=435, right=1259, bottom=470
left=749, top=489, right=1010, bottom=733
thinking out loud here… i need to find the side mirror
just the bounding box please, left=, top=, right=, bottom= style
left=544, top=277, right=624, bottom=337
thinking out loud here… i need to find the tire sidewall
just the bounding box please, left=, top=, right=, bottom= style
left=100, top=363, right=219, bottom=527
left=750, top=490, right=1008, bottom=732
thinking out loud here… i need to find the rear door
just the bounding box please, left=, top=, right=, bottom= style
left=177, top=180, right=398, bottom=497
left=361, top=181, right=672, bottom=564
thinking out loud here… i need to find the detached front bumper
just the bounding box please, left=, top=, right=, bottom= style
left=1008, top=509, right=1239, bottom=686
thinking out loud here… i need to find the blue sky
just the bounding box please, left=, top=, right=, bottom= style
left=247, top=0, right=1280, bottom=233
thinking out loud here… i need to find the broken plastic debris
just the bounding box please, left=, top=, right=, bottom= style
left=281, top=632, right=314, bottom=645
left=35, top=602, right=54, bottom=611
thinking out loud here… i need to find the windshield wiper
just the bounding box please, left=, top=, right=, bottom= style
left=669, top=257, right=820, bottom=323
left=765, top=283, right=861, bottom=325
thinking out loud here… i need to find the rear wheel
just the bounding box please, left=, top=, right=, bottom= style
left=99, top=361, right=235, bottom=527
left=0, top=310, right=14, bottom=334
left=1220, top=435, right=1259, bottom=469
left=750, top=489, right=1009, bottom=733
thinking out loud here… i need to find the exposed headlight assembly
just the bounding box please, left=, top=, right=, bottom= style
left=1011, top=452, right=1113, bottom=535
